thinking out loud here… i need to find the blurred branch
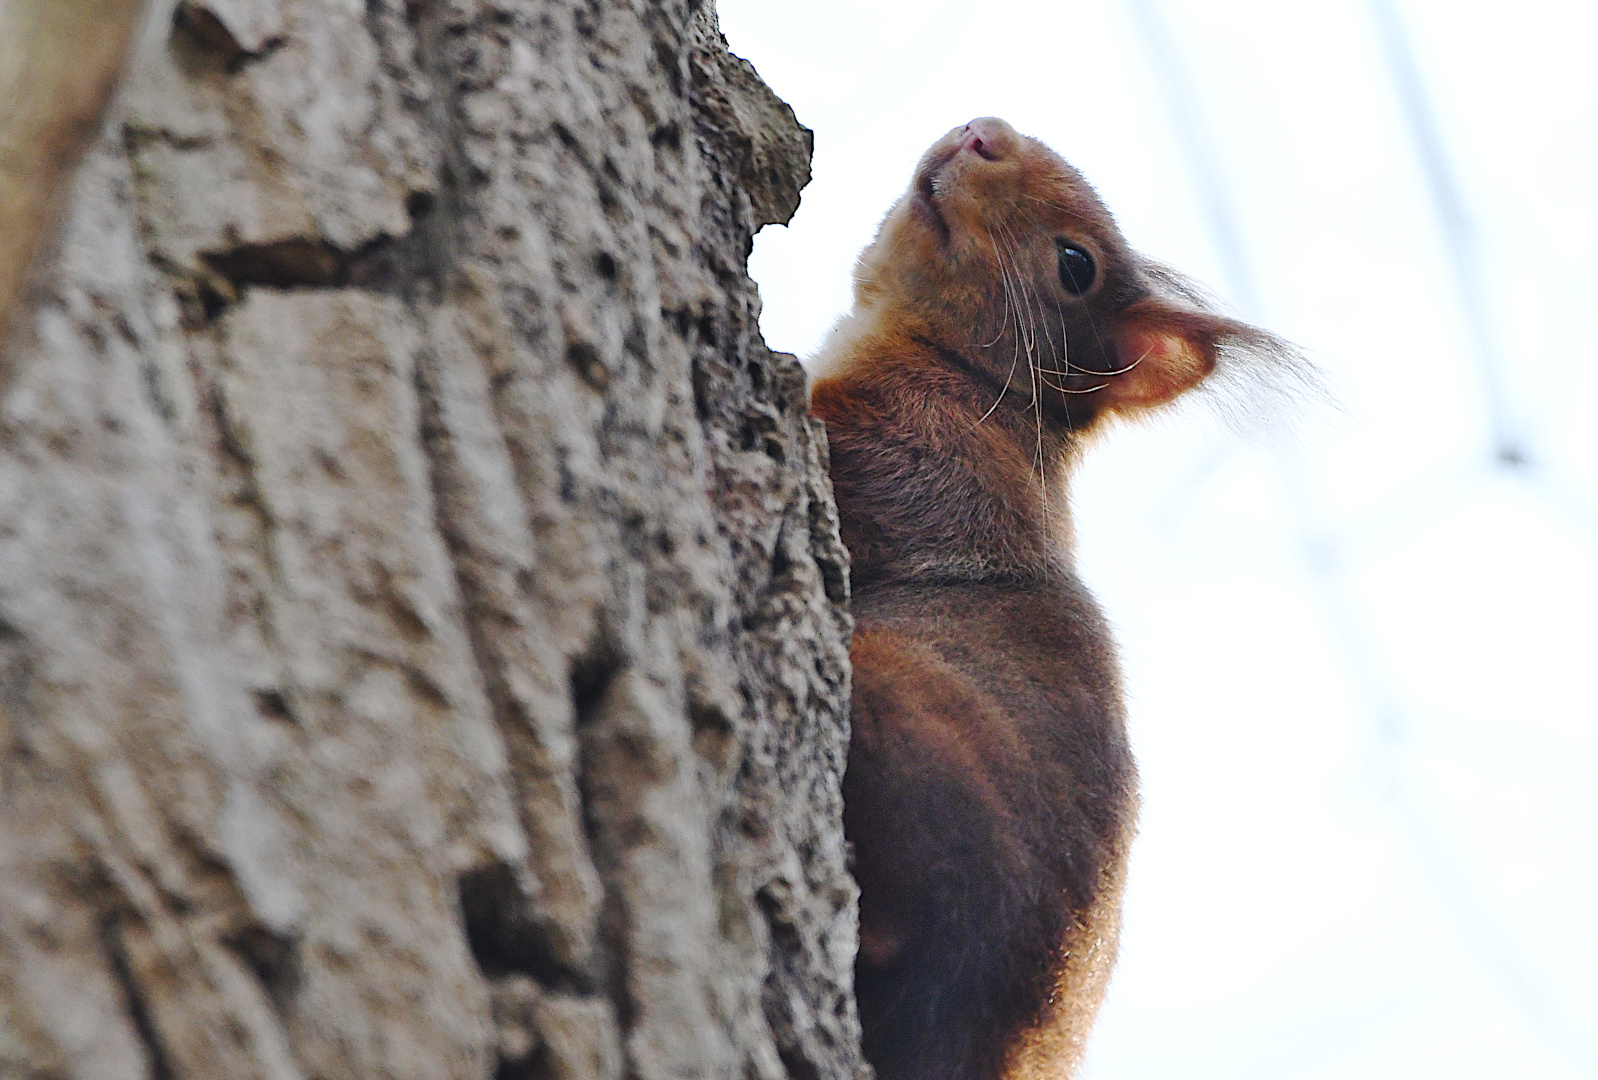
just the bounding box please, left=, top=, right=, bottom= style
left=1122, top=0, right=1260, bottom=317
left=0, top=0, right=146, bottom=355
left=1365, top=0, right=1524, bottom=466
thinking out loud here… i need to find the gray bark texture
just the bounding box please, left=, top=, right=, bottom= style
left=0, top=3, right=866, bottom=1080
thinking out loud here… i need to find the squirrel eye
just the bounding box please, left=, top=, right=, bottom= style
left=1055, top=241, right=1095, bottom=295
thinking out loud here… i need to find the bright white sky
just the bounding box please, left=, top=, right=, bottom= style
left=714, top=1, right=1598, bottom=1076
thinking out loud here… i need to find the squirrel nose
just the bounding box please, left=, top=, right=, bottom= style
left=960, top=122, right=1002, bottom=161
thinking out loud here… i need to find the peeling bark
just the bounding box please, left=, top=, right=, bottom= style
left=0, top=3, right=865, bottom=1079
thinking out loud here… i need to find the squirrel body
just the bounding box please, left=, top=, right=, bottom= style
left=811, top=118, right=1291, bottom=1079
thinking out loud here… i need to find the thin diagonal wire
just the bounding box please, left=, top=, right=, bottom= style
left=1366, top=0, right=1524, bottom=465
left=1122, top=0, right=1261, bottom=318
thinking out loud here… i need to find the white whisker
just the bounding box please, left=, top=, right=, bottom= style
left=975, top=226, right=1024, bottom=426
left=1033, top=347, right=1150, bottom=380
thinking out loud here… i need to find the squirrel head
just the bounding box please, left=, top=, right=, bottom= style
left=818, top=117, right=1278, bottom=428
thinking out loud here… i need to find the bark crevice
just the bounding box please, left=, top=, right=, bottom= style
left=101, top=916, right=179, bottom=1080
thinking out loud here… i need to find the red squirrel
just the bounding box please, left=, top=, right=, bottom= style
left=809, top=117, right=1299, bottom=1080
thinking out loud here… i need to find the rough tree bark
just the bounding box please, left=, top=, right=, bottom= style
left=0, top=3, right=866, bottom=1080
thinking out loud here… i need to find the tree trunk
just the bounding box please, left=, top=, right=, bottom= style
left=0, top=3, right=865, bottom=1080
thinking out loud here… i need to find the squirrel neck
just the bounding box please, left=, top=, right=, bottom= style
left=810, top=330, right=1078, bottom=591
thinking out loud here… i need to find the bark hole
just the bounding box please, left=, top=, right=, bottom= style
left=458, top=861, right=592, bottom=994
left=202, top=240, right=343, bottom=290
left=221, top=925, right=301, bottom=1017
left=250, top=688, right=292, bottom=724
left=568, top=642, right=621, bottom=730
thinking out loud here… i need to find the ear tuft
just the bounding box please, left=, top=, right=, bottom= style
left=1080, top=263, right=1324, bottom=430
left=1101, top=305, right=1219, bottom=412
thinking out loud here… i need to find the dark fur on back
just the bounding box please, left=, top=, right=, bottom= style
left=845, top=580, right=1133, bottom=1080
left=815, top=350, right=1135, bottom=1079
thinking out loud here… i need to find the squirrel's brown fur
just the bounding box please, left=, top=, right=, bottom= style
left=811, top=118, right=1292, bottom=1080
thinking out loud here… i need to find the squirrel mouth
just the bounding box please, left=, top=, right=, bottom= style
left=911, top=151, right=957, bottom=245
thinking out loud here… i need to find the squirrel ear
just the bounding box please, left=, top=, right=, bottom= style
left=1099, top=302, right=1222, bottom=411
